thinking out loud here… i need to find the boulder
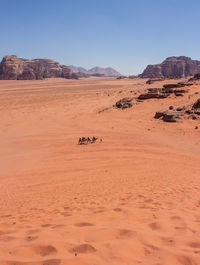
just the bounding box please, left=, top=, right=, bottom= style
left=176, top=107, right=185, bottom=111
left=174, top=92, right=184, bottom=97
left=185, top=110, right=192, bottom=115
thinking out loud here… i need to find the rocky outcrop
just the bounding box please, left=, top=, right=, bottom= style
left=0, top=55, right=79, bottom=80
left=140, top=56, right=200, bottom=78
left=0, top=55, right=24, bottom=79
left=189, top=72, right=200, bottom=81
left=155, top=99, right=200, bottom=123
left=115, top=98, right=133, bottom=109
left=163, top=82, right=192, bottom=89
left=192, top=99, right=200, bottom=110
left=138, top=82, right=190, bottom=101
left=155, top=110, right=183, bottom=122
left=138, top=91, right=168, bottom=100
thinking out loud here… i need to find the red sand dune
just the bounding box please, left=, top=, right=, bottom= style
left=0, top=78, right=200, bottom=265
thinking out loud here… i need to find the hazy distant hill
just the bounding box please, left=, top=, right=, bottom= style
left=88, top=67, right=121, bottom=77
left=70, top=65, right=121, bottom=77
left=69, top=65, right=88, bottom=74
left=140, top=56, right=200, bottom=78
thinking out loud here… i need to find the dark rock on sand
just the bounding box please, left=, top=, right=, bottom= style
left=176, top=107, right=185, bottom=111
left=163, top=82, right=192, bottom=89
left=115, top=98, right=133, bottom=109
left=117, top=76, right=127, bottom=80
left=189, top=72, right=200, bottom=81
left=155, top=110, right=183, bottom=122
left=185, top=110, right=192, bottom=115
left=177, top=99, right=200, bottom=120
left=192, top=99, right=200, bottom=109
left=138, top=91, right=168, bottom=100
left=138, top=82, right=190, bottom=101
left=174, top=92, right=184, bottom=97
left=146, top=78, right=164, bottom=84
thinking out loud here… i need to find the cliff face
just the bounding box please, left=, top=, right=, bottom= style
left=140, top=56, right=200, bottom=78
left=0, top=55, right=78, bottom=80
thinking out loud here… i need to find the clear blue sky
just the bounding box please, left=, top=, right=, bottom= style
left=1, top=0, right=200, bottom=75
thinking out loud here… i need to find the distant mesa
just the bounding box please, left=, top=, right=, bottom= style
left=140, top=56, right=200, bottom=78
left=0, top=55, right=121, bottom=80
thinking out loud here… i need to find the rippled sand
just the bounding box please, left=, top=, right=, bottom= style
left=0, top=77, right=200, bottom=265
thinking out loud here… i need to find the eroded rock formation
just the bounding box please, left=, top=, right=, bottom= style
left=140, top=56, right=200, bottom=78
left=0, top=55, right=79, bottom=80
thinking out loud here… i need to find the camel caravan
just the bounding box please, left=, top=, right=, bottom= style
left=78, top=136, right=102, bottom=145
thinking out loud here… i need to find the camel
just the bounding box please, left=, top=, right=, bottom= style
left=78, top=137, right=87, bottom=145
left=78, top=136, right=101, bottom=145
left=91, top=136, right=98, bottom=143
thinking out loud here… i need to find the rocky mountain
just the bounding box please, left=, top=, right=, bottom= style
left=0, top=55, right=79, bottom=80
left=69, top=65, right=88, bottom=74
left=88, top=67, right=121, bottom=77
left=70, top=65, right=121, bottom=77
left=140, top=56, right=200, bottom=78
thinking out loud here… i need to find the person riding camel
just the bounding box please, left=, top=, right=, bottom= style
left=92, top=136, right=98, bottom=143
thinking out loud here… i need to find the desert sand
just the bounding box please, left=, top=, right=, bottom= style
left=0, top=77, right=200, bottom=265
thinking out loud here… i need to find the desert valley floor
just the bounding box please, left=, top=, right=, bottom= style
left=0, top=77, right=200, bottom=265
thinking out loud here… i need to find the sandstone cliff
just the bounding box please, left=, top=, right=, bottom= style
left=0, top=55, right=78, bottom=80
left=140, top=56, right=200, bottom=78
